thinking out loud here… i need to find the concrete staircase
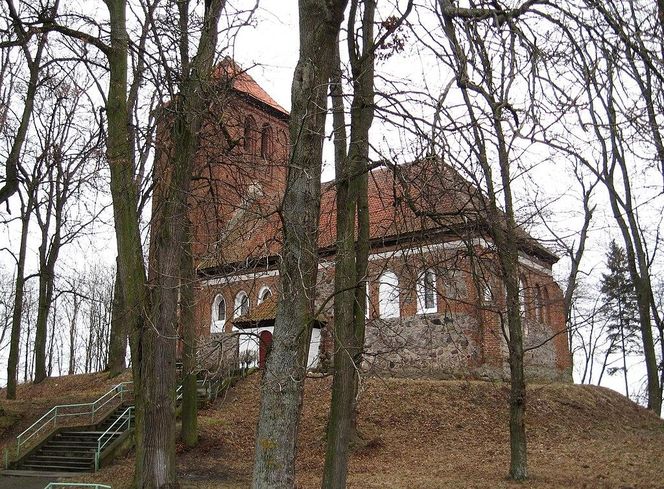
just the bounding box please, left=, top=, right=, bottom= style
left=7, top=376, right=224, bottom=474
left=13, top=405, right=133, bottom=473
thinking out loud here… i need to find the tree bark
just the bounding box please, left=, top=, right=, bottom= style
left=322, top=2, right=375, bottom=486
left=252, top=2, right=348, bottom=487
left=141, top=0, right=225, bottom=485
left=180, top=217, right=198, bottom=447
left=6, top=187, right=36, bottom=398
left=107, top=256, right=127, bottom=377
left=105, top=0, right=149, bottom=482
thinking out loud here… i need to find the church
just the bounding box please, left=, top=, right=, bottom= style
left=178, top=62, right=572, bottom=382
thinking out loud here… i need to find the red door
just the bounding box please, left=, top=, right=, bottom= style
left=258, top=330, right=273, bottom=369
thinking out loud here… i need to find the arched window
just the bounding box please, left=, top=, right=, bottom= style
left=211, top=294, right=226, bottom=333
left=378, top=271, right=400, bottom=319
left=482, top=280, right=494, bottom=304
left=244, top=116, right=257, bottom=154
left=541, top=286, right=549, bottom=324
left=444, top=270, right=467, bottom=299
left=417, top=269, right=437, bottom=314
left=535, top=284, right=544, bottom=322
left=260, top=123, right=273, bottom=159
left=519, top=275, right=527, bottom=317
left=234, top=291, right=250, bottom=318
left=257, top=286, right=272, bottom=305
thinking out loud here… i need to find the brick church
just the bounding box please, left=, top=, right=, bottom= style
left=181, top=62, right=572, bottom=382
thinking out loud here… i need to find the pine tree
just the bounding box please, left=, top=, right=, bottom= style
left=600, top=240, right=641, bottom=398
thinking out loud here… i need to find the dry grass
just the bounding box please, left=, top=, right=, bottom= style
left=3, top=372, right=664, bottom=488
left=0, top=370, right=132, bottom=454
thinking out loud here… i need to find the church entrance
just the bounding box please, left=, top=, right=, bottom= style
left=258, top=330, right=273, bottom=369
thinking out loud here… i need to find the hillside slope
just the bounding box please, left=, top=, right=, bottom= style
left=4, top=373, right=663, bottom=488
left=0, top=371, right=132, bottom=454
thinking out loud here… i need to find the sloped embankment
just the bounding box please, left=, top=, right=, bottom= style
left=24, top=372, right=664, bottom=489
left=171, top=375, right=664, bottom=488
left=0, top=370, right=132, bottom=455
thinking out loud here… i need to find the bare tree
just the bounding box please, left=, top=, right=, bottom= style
left=0, top=1, right=51, bottom=207
left=31, top=79, right=104, bottom=383
left=252, top=1, right=348, bottom=487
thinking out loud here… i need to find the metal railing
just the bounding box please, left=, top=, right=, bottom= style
left=44, top=484, right=112, bottom=489
left=94, top=405, right=133, bottom=471
left=5, top=381, right=133, bottom=466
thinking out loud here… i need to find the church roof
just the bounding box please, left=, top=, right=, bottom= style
left=233, top=295, right=278, bottom=329
left=214, top=59, right=289, bottom=116
left=197, top=158, right=558, bottom=274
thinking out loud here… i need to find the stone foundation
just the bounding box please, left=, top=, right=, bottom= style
left=359, top=313, right=571, bottom=383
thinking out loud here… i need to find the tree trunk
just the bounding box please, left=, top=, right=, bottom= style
left=600, top=64, right=662, bottom=415
left=33, top=260, right=56, bottom=383
left=68, top=303, right=76, bottom=375
left=180, top=217, right=198, bottom=447
left=0, top=23, right=46, bottom=206
left=141, top=0, right=225, bottom=485
left=252, top=2, right=348, bottom=487
left=6, top=194, right=33, bottom=399
left=322, top=2, right=375, bottom=486
left=105, top=0, right=149, bottom=482
left=107, top=256, right=126, bottom=377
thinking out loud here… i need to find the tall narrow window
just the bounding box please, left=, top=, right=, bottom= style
left=257, top=286, right=272, bottom=304
left=541, top=286, right=549, bottom=324
left=482, top=281, right=494, bottom=304
left=261, top=123, right=273, bottom=159
left=244, top=116, right=257, bottom=154
left=211, top=294, right=226, bottom=333
left=535, top=284, right=544, bottom=322
left=417, top=269, right=437, bottom=314
left=234, top=291, right=249, bottom=318
left=519, top=275, right=527, bottom=316
left=378, top=271, right=400, bottom=319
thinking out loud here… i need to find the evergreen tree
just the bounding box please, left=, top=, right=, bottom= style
left=600, top=240, right=641, bottom=398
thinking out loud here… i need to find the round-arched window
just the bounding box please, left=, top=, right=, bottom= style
left=257, top=286, right=272, bottom=304
left=234, top=291, right=250, bottom=318
left=211, top=294, right=226, bottom=333
left=244, top=116, right=257, bottom=154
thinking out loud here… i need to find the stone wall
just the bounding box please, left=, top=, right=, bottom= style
left=523, top=318, right=570, bottom=382
left=363, top=313, right=481, bottom=379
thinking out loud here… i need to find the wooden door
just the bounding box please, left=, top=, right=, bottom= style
left=258, top=330, right=273, bottom=369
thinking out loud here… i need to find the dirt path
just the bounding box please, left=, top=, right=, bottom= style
left=0, top=475, right=53, bottom=489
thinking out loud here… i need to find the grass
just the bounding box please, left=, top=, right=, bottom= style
left=0, top=371, right=132, bottom=456
left=2, top=372, right=664, bottom=488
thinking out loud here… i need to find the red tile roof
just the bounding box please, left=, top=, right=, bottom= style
left=197, top=158, right=558, bottom=272
left=214, top=59, right=289, bottom=116
left=233, top=295, right=278, bottom=328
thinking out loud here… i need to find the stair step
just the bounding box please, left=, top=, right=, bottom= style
left=47, top=441, right=97, bottom=450
left=30, top=451, right=94, bottom=458
left=20, top=463, right=92, bottom=471
left=38, top=451, right=96, bottom=458
left=13, top=404, right=134, bottom=473
left=23, top=458, right=92, bottom=466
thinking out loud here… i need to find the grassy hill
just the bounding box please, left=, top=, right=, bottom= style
left=0, top=371, right=132, bottom=454
left=2, top=372, right=664, bottom=488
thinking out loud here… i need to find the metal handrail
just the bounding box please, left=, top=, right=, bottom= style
left=94, top=406, right=133, bottom=471
left=44, top=484, right=112, bottom=489
left=10, top=381, right=133, bottom=463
